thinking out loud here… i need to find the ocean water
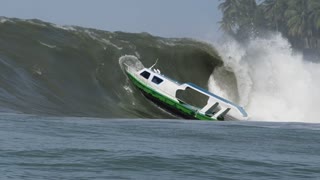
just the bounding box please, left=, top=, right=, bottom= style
left=1, top=17, right=320, bottom=179
left=1, top=113, right=320, bottom=180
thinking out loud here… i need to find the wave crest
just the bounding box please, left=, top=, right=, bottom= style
left=211, top=33, right=320, bottom=123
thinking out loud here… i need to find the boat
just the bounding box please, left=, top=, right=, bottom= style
left=123, top=61, right=248, bottom=121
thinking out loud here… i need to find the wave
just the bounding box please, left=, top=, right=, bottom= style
left=1, top=17, right=318, bottom=123
left=210, top=33, right=320, bottom=123
left=0, top=17, right=222, bottom=119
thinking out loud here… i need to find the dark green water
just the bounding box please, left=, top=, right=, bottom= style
left=0, top=17, right=222, bottom=119
left=1, top=113, right=319, bottom=179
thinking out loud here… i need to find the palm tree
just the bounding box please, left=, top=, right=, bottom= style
left=218, top=0, right=320, bottom=49
left=218, top=0, right=258, bottom=38
left=308, top=0, right=320, bottom=30
left=308, top=0, right=320, bottom=48
left=285, top=0, right=310, bottom=36
left=218, top=0, right=240, bottom=34
left=262, top=0, right=288, bottom=32
left=237, top=0, right=257, bottom=27
left=285, top=0, right=314, bottom=47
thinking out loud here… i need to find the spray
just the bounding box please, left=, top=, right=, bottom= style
left=209, top=33, right=320, bottom=122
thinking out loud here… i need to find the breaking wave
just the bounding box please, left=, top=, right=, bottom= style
left=210, top=34, right=320, bottom=123
left=1, top=17, right=319, bottom=122
left=0, top=17, right=222, bottom=119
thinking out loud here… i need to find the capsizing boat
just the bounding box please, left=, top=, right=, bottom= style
left=123, top=60, right=248, bottom=121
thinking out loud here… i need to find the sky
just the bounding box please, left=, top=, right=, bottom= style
left=1, top=0, right=222, bottom=40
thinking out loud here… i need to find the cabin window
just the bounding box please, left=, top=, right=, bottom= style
left=176, top=87, right=209, bottom=108
left=152, top=76, right=164, bottom=85
left=140, top=71, right=150, bottom=79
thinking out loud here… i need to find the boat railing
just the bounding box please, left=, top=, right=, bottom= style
left=180, top=83, right=248, bottom=118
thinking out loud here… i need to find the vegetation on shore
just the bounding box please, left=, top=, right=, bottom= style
left=218, top=0, right=320, bottom=50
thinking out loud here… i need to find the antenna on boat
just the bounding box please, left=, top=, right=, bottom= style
left=149, top=59, right=158, bottom=69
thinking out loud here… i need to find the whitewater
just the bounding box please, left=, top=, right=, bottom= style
left=209, top=34, right=320, bottom=123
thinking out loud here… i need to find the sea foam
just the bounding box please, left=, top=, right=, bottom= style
left=209, top=33, right=320, bottom=123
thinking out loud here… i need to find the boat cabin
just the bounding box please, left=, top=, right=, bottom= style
left=136, top=68, right=248, bottom=120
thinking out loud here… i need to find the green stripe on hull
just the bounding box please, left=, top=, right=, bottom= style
left=126, top=72, right=217, bottom=121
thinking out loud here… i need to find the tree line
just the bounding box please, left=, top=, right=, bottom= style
left=218, top=0, right=320, bottom=49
